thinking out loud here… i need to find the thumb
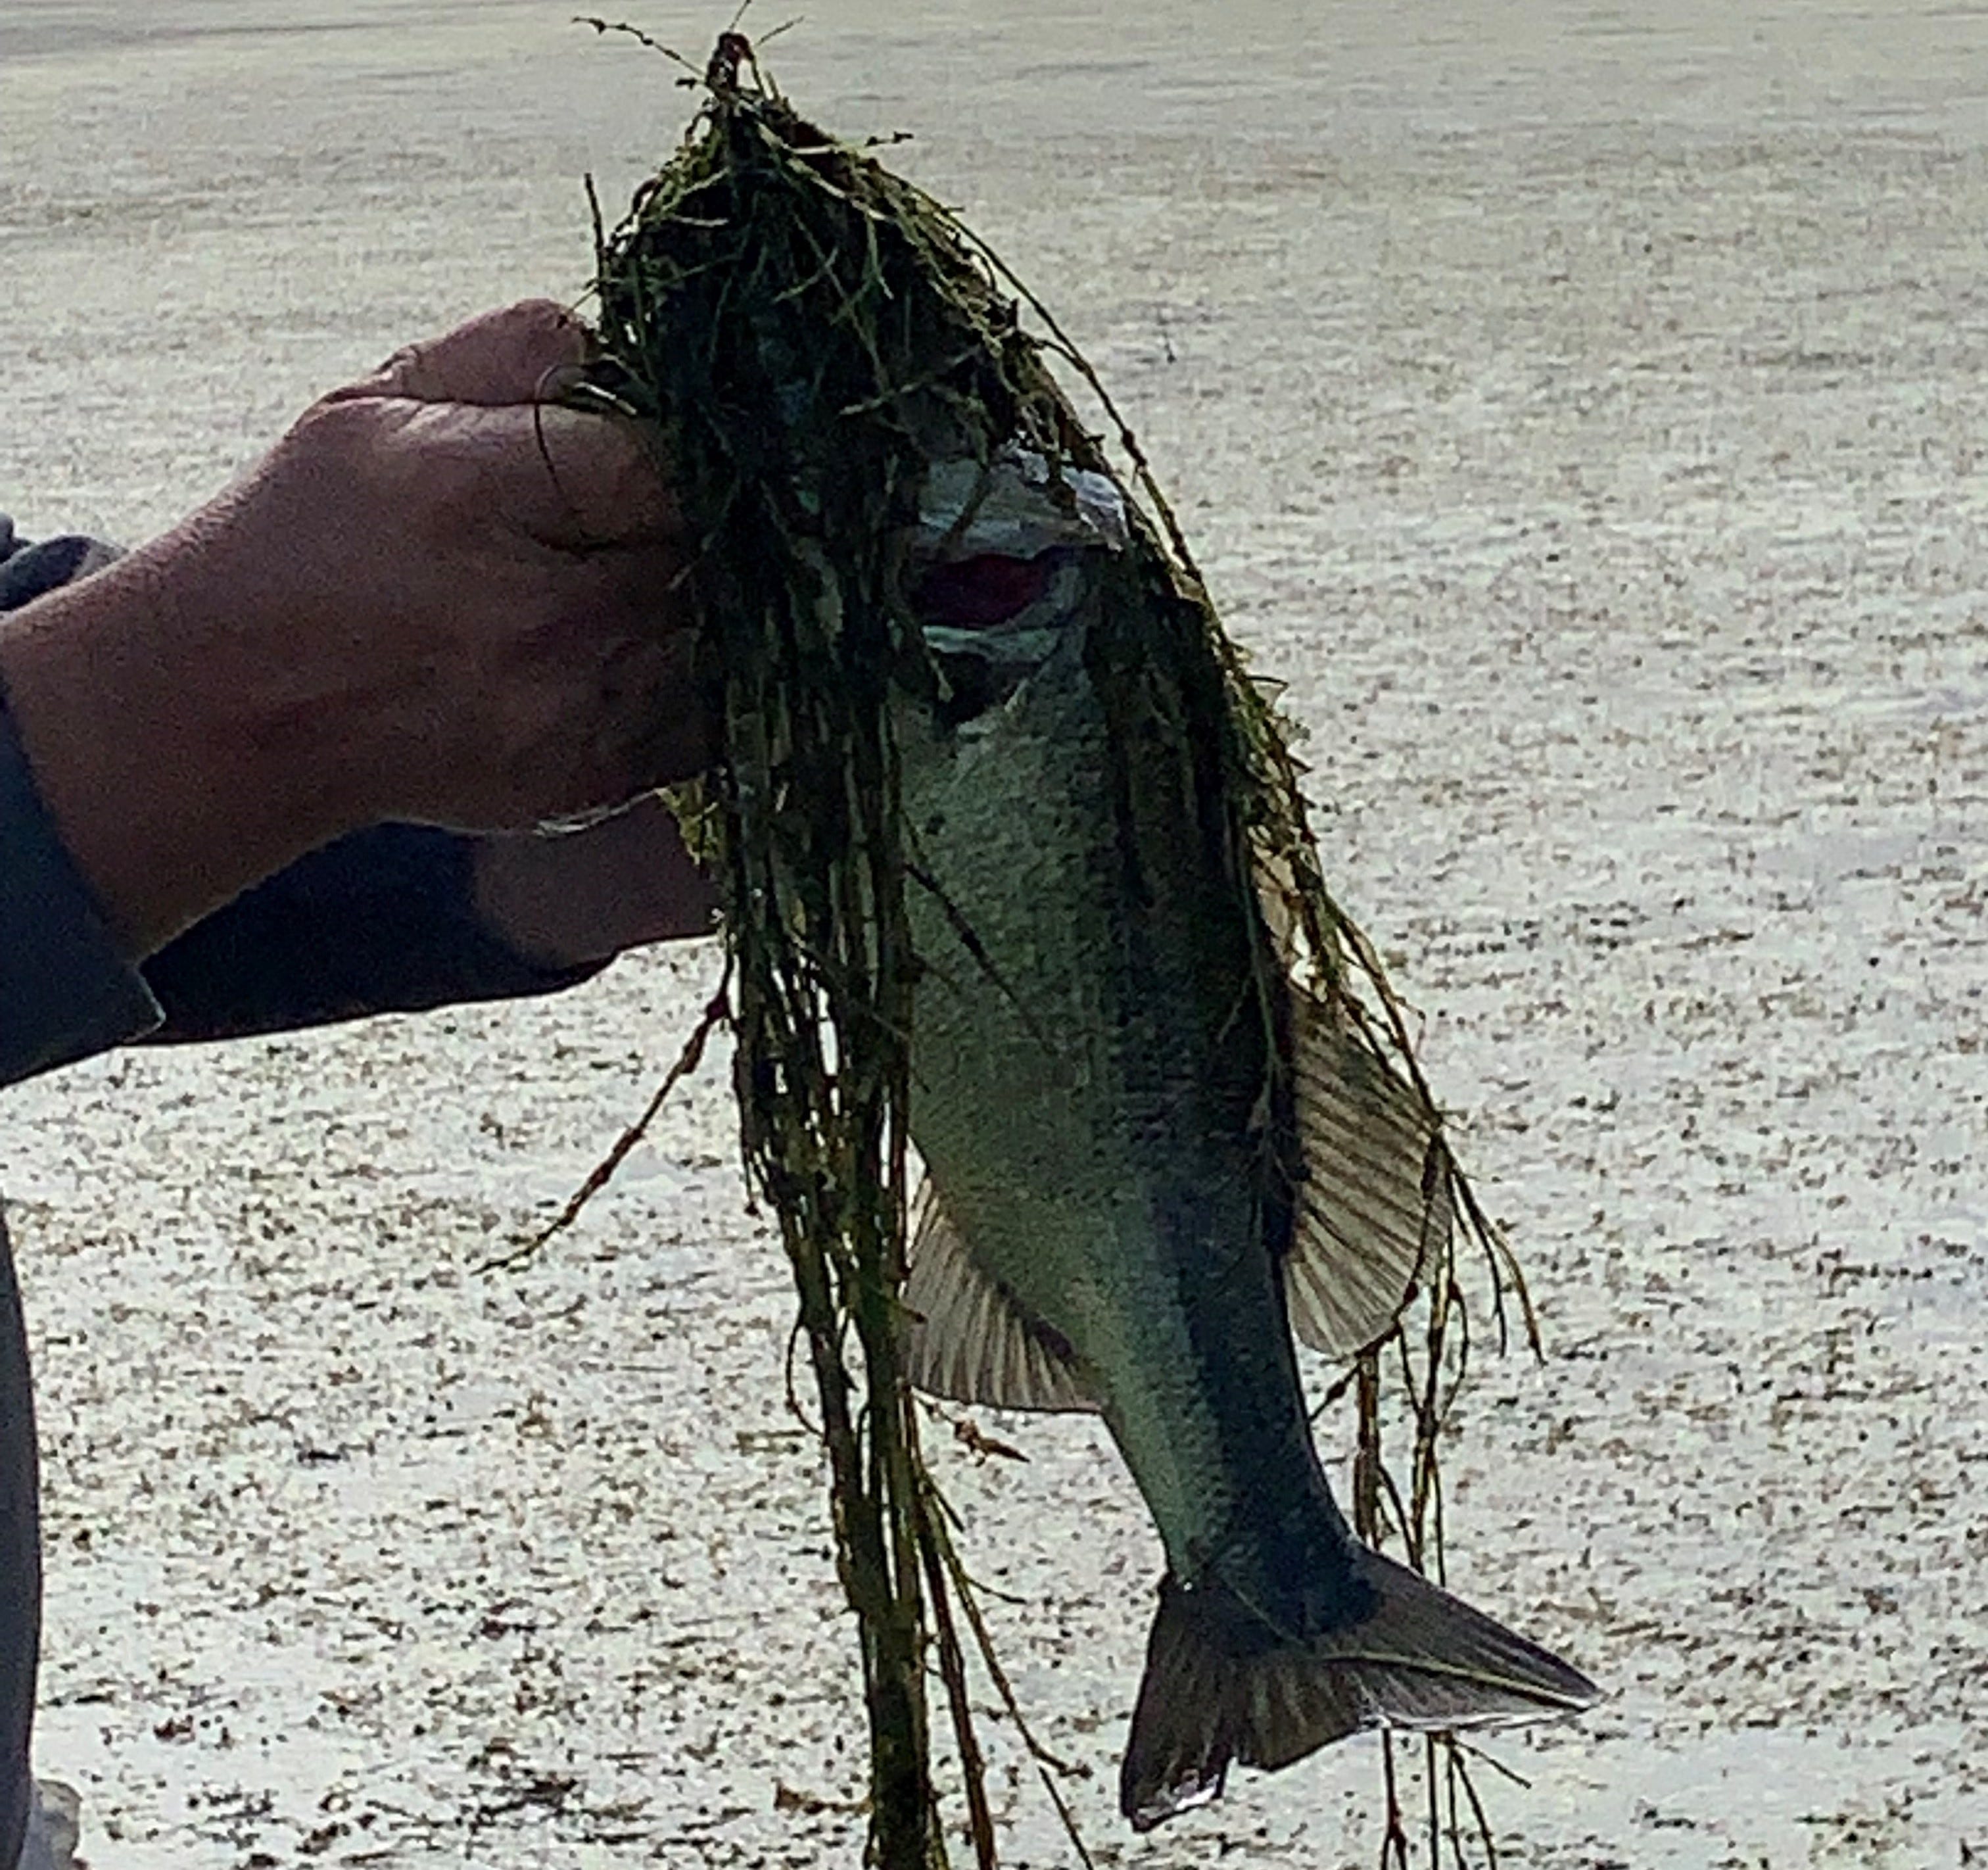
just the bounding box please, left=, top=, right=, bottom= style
left=328, top=300, right=592, bottom=408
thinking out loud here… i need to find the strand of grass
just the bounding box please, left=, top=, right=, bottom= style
left=1379, top=1734, right=1411, bottom=1870
left=1352, top=1347, right=1385, bottom=1543
left=782, top=1317, right=820, bottom=1437
left=575, top=15, right=700, bottom=75
left=1445, top=1740, right=1500, bottom=1870
left=1382, top=1455, right=1418, bottom=1559
left=858, top=736, right=958, bottom=1870
left=1417, top=1281, right=1474, bottom=1587
left=1444, top=1737, right=1533, bottom=1792
left=847, top=1023, right=944, bottom=1867
left=1452, top=1166, right=1543, bottom=1358
left=921, top=1508, right=1082, bottom=1779
left=1310, top=1356, right=1360, bottom=1424
left=1395, top=1253, right=1496, bottom=1870
left=586, top=170, right=607, bottom=279
left=1427, top=1737, right=1443, bottom=1870
left=752, top=16, right=805, bottom=54
left=1444, top=1753, right=1468, bottom=1870
left=759, top=1089, right=937, bottom=1867
left=475, top=975, right=730, bottom=1276
left=922, top=1491, right=1095, bottom=1870
left=919, top=1516, right=999, bottom=1870
left=860, top=1254, right=946, bottom=1869
left=1408, top=1259, right=1458, bottom=1571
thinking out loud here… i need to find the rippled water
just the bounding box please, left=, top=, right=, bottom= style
left=3, top=3, right=1984, bottom=1864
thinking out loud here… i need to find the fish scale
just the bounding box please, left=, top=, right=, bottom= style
left=903, top=550, right=1333, bottom=1589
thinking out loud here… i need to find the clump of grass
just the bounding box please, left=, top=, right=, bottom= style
left=567, top=26, right=1536, bottom=1868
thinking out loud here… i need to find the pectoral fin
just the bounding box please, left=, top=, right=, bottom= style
left=1283, top=989, right=1452, bottom=1358
left=902, top=1182, right=1100, bottom=1412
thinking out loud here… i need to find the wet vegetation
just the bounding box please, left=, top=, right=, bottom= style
left=553, top=24, right=1543, bottom=1867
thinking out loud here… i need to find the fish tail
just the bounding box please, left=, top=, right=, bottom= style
left=1120, top=1549, right=1599, bottom=1831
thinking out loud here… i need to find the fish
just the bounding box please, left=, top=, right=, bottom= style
left=893, top=447, right=1599, bottom=1830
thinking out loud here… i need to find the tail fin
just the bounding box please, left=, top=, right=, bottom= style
left=1120, top=1547, right=1599, bottom=1830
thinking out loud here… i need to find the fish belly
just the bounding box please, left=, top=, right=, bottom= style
left=897, top=627, right=1321, bottom=1585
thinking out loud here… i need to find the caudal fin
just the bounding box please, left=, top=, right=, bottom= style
left=1120, top=1547, right=1598, bottom=1830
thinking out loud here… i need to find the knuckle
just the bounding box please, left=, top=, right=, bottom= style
left=508, top=296, right=573, bottom=329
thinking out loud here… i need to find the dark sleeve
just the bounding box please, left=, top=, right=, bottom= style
left=1, top=515, right=601, bottom=1059
left=1, top=518, right=164, bottom=1085
left=139, top=824, right=600, bottom=1043
left=0, top=692, right=162, bottom=1086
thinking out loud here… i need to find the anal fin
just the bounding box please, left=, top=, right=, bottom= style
left=902, top=1180, right=1099, bottom=1413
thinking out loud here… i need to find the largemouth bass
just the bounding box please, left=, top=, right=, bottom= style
left=897, top=450, right=1598, bottom=1829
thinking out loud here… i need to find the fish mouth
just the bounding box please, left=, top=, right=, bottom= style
left=910, top=446, right=1127, bottom=721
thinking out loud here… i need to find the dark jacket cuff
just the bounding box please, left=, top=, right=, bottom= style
left=139, top=825, right=601, bottom=1044
left=0, top=695, right=162, bottom=1087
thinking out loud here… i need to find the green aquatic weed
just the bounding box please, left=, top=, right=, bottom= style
left=567, top=28, right=1536, bottom=1867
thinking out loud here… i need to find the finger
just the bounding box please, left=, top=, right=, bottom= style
left=331, top=300, right=592, bottom=408
left=469, top=796, right=719, bottom=967
left=586, top=627, right=713, bottom=795
left=493, top=401, right=683, bottom=550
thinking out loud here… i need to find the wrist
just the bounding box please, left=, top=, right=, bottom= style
left=0, top=528, right=372, bottom=956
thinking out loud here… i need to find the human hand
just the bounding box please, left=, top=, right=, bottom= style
left=270, top=298, right=707, bottom=826
left=0, top=301, right=709, bottom=955
left=470, top=791, right=720, bottom=969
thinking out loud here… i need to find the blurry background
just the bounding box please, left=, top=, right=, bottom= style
left=2, top=3, right=1984, bottom=1863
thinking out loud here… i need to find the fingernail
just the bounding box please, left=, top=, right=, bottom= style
left=537, top=359, right=590, bottom=403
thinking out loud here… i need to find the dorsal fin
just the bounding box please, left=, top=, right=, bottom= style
left=901, top=1182, right=1100, bottom=1413
left=1282, top=987, right=1450, bottom=1358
